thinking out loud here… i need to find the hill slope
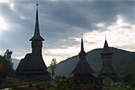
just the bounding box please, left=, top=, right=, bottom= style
left=48, top=47, right=135, bottom=77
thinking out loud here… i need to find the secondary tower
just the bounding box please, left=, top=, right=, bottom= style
left=98, top=39, right=120, bottom=84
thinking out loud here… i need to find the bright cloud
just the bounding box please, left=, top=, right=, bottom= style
left=96, top=23, right=105, bottom=27
left=0, top=0, right=15, bottom=10
left=42, top=46, right=80, bottom=66
left=69, top=14, right=135, bottom=53
left=0, top=16, right=8, bottom=30
left=0, top=0, right=10, bottom=3
left=108, top=15, right=134, bottom=30
left=10, top=3, right=14, bottom=10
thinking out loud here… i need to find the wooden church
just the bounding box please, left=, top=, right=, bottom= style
left=15, top=3, right=120, bottom=85
left=15, top=4, right=50, bottom=80
left=71, top=35, right=97, bottom=89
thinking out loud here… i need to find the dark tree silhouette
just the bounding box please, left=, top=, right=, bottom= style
left=50, top=58, right=57, bottom=80
left=0, top=49, right=14, bottom=83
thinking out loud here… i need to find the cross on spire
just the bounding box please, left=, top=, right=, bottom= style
left=30, top=3, right=44, bottom=41
left=105, top=34, right=106, bottom=40
left=81, top=33, right=83, bottom=38
left=36, top=2, right=38, bottom=7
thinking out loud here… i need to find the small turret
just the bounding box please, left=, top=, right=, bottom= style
left=101, top=39, right=113, bottom=59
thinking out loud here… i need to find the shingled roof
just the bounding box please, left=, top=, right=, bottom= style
left=15, top=53, right=47, bottom=75
left=71, top=58, right=95, bottom=74
left=71, top=36, right=95, bottom=74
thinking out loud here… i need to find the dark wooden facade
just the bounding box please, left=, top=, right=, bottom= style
left=15, top=4, right=49, bottom=78
left=71, top=36, right=96, bottom=84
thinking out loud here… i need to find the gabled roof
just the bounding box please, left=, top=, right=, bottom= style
left=101, top=39, right=112, bottom=54
left=71, top=59, right=95, bottom=74
left=78, top=37, right=87, bottom=56
left=30, top=4, right=44, bottom=41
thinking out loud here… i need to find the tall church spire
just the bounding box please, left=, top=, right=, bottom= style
left=79, top=34, right=87, bottom=56
left=30, top=3, right=44, bottom=41
left=15, top=3, right=49, bottom=79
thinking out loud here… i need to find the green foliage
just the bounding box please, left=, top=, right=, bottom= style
left=123, top=72, right=133, bottom=83
left=55, top=75, right=66, bottom=80
left=29, top=84, right=33, bottom=88
left=0, top=49, right=14, bottom=83
left=50, top=58, right=57, bottom=79
left=56, top=77, right=73, bottom=89
left=133, top=66, right=135, bottom=82
left=103, top=85, right=135, bottom=90
left=131, top=82, right=135, bottom=88
left=36, top=84, right=40, bottom=89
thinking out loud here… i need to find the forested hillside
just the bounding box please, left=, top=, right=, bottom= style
left=48, top=47, right=135, bottom=77
left=1, top=47, right=135, bottom=77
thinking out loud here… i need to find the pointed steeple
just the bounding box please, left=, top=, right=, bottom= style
left=30, top=3, right=44, bottom=41
left=79, top=34, right=87, bottom=56
left=101, top=39, right=112, bottom=54
left=71, top=34, right=95, bottom=75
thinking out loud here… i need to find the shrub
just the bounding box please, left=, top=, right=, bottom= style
left=12, top=87, right=38, bottom=90
left=36, top=84, right=40, bottom=89
left=29, top=84, right=33, bottom=88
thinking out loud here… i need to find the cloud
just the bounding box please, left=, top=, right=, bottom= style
left=0, top=0, right=134, bottom=66
left=43, top=46, right=80, bottom=66
left=0, top=16, right=8, bottom=30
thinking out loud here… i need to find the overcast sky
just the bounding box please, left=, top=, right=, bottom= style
left=0, top=0, right=135, bottom=66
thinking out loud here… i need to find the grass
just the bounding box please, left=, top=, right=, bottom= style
left=28, top=83, right=72, bottom=90
left=10, top=84, right=135, bottom=90
left=103, top=85, right=135, bottom=90
left=7, top=80, right=135, bottom=90
left=8, top=79, right=29, bottom=85
left=9, top=82, right=72, bottom=90
left=28, top=83, right=53, bottom=88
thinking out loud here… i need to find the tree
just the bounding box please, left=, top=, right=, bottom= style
left=0, top=49, right=14, bottom=79
left=133, top=66, right=135, bottom=82
left=123, top=72, right=133, bottom=84
left=50, top=58, right=57, bottom=80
